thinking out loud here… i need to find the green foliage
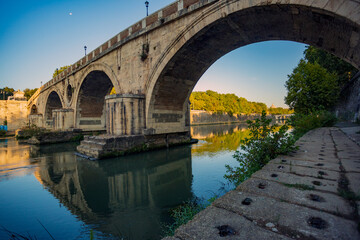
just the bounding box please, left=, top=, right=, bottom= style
left=163, top=201, right=206, bottom=236
left=338, top=189, right=360, bottom=201
left=191, top=129, right=250, bottom=157
left=23, top=88, right=38, bottom=100
left=0, top=130, right=6, bottom=137
left=304, top=46, right=357, bottom=88
left=268, top=107, right=294, bottom=115
left=190, top=90, right=292, bottom=115
left=282, top=183, right=315, bottom=191
left=224, top=111, right=296, bottom=186
left=289, top=111, right=337, bottom=138
left=0, top=87, right=14, bottom=100
left=70, top=134, right=84, bottom=142
left=285, top=60, right=339, bottom=114
left=285, top=46, right=357, bottom=114
left=52, top=65, right=70, bottom=78
left=16, top=124, right=48, bottom=140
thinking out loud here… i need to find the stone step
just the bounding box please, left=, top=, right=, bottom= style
left=76, top=145, right=102, bottom=158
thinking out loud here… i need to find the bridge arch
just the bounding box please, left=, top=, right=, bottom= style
left=44, top=90, right=64, bottom=128
left=145, top=0, right=360, bottom=133
left=74, top=63, right=118, bottom=130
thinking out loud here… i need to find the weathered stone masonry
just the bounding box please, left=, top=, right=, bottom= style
left=21, top=0, right=360, bottom=157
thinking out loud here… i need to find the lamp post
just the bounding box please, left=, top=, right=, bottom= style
left=84, top=46, right=87, bottom=56
left=145, top=1, right=149, bottom=16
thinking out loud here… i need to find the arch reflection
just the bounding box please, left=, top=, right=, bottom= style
left=35, top=146, right=193, bottom=239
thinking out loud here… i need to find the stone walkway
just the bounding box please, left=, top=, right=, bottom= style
left=164, top=127, right=360, bottom=240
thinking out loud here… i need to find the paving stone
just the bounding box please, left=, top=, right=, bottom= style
left=263, top=163, right=340, bottom=181
left=252, top=169, right=338, bottom=194
left=269, top=158, right=340, bottom=172
left=347, top=172, right=360, bottom=195
left=162, top=237, right=180, bottom=240
left=277, top=154, right=339, bottom=163
left=341, top=158, right=360, bottom=173
left=174, top=206, right=292, bottom=240
left=236, top=178, right=353, bottom=218
left=213, top=191, right=359, bottom=240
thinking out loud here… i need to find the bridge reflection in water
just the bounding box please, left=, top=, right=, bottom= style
left=0, top=122, right=260, bottom=239
left=33, top=145, right=193, bottom=239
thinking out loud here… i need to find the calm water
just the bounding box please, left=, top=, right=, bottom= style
left=0, top=123, right=250, bottom=240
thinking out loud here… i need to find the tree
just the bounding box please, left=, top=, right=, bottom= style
left=53, top=65, right=70, bottom=78
left=304, top=46, right=357, bottom=88
left=0, top=87, right=14, bottom=100
left=23, top=88, right=38, bottom=100
left=285, top=60, right=339, bottom=114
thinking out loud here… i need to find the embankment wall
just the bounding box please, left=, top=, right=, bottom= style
left=0, top=100, right=28, bottom=131
left=335, top=72, right=360, bottom=122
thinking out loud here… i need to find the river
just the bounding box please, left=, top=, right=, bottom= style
left=0, top=123, right=251, bottom=240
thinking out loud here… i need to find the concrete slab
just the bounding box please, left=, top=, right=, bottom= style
left=269, top=158, right=340, bottom=172
left=277, top=154, right=339, bottom=163
left=162, top=237, right=180, bottom=240
left=252, top=169, right=338, bottom=194
left=347, top=172, right=360, bottom=195
left=339, top=126, right=360, bottom=145
left=213, top=191, right=360, bottom=240
left=263, top=163, right=340, bottom=181
left=174, top=206, right=292, bottom=240
left=236, top=178, right=353, bottom=218
left=341, top=158, right=360, bottom=173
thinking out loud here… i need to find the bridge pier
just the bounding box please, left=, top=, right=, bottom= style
left=52, top=109, right=74, bottom=131
left=105, top=94, right=145, bottom=135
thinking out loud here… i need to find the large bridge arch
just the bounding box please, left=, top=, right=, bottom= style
left=74, top=63, right=118, bottom=130
left=145, top=0, right=360, bottom=133
left=44, top=89, right=64, bottom=128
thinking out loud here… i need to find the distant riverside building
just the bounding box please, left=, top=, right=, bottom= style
left=8, top=90, right=26, bottom=101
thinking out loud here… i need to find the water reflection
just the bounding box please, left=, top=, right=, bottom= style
left=191, top=123, right=250, bottom=156
left=33, top=146, right=192, bottom=239
left=0, top=122, right=254, bottom=239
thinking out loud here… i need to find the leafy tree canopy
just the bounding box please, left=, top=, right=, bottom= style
left=0, top=87, right=15, bottom=100
left=53, top=65, right=70, bottom=78
left=24, top=88, right=38, bottom=100
left=285, top=46, right=358, bottom=114
left=190, top=90, right=292, bottom=115
left=304, top=46, right=357, bottom=88
left=285, top=60, right=339, bottom=114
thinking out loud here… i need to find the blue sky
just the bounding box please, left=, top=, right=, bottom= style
left=0, top=0, right=306, bottom=108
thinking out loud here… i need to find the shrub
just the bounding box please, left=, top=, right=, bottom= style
left=224, top=111, right=297, bottom=186
left=16, top=124, right=48, bottom=140
left=290, top=111, right=337, bottom=138
left=0, top=130, right=6, bottom=137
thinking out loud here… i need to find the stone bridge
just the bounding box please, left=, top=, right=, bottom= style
left=26, top=0, right=360, bottom=157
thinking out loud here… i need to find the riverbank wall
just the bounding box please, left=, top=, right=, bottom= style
left=335, top=72, right=360, bottom=122
left=190, top=110, right=290, bottom=125
left=0, top=100, right=28, bottom=131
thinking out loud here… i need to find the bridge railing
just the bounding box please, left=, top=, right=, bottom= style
left=40, top=0, right=218, bottom=92
left=27, top=86, right=43, bottom=107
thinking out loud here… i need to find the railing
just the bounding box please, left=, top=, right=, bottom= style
left=39, top=0, right=218, bottom=92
